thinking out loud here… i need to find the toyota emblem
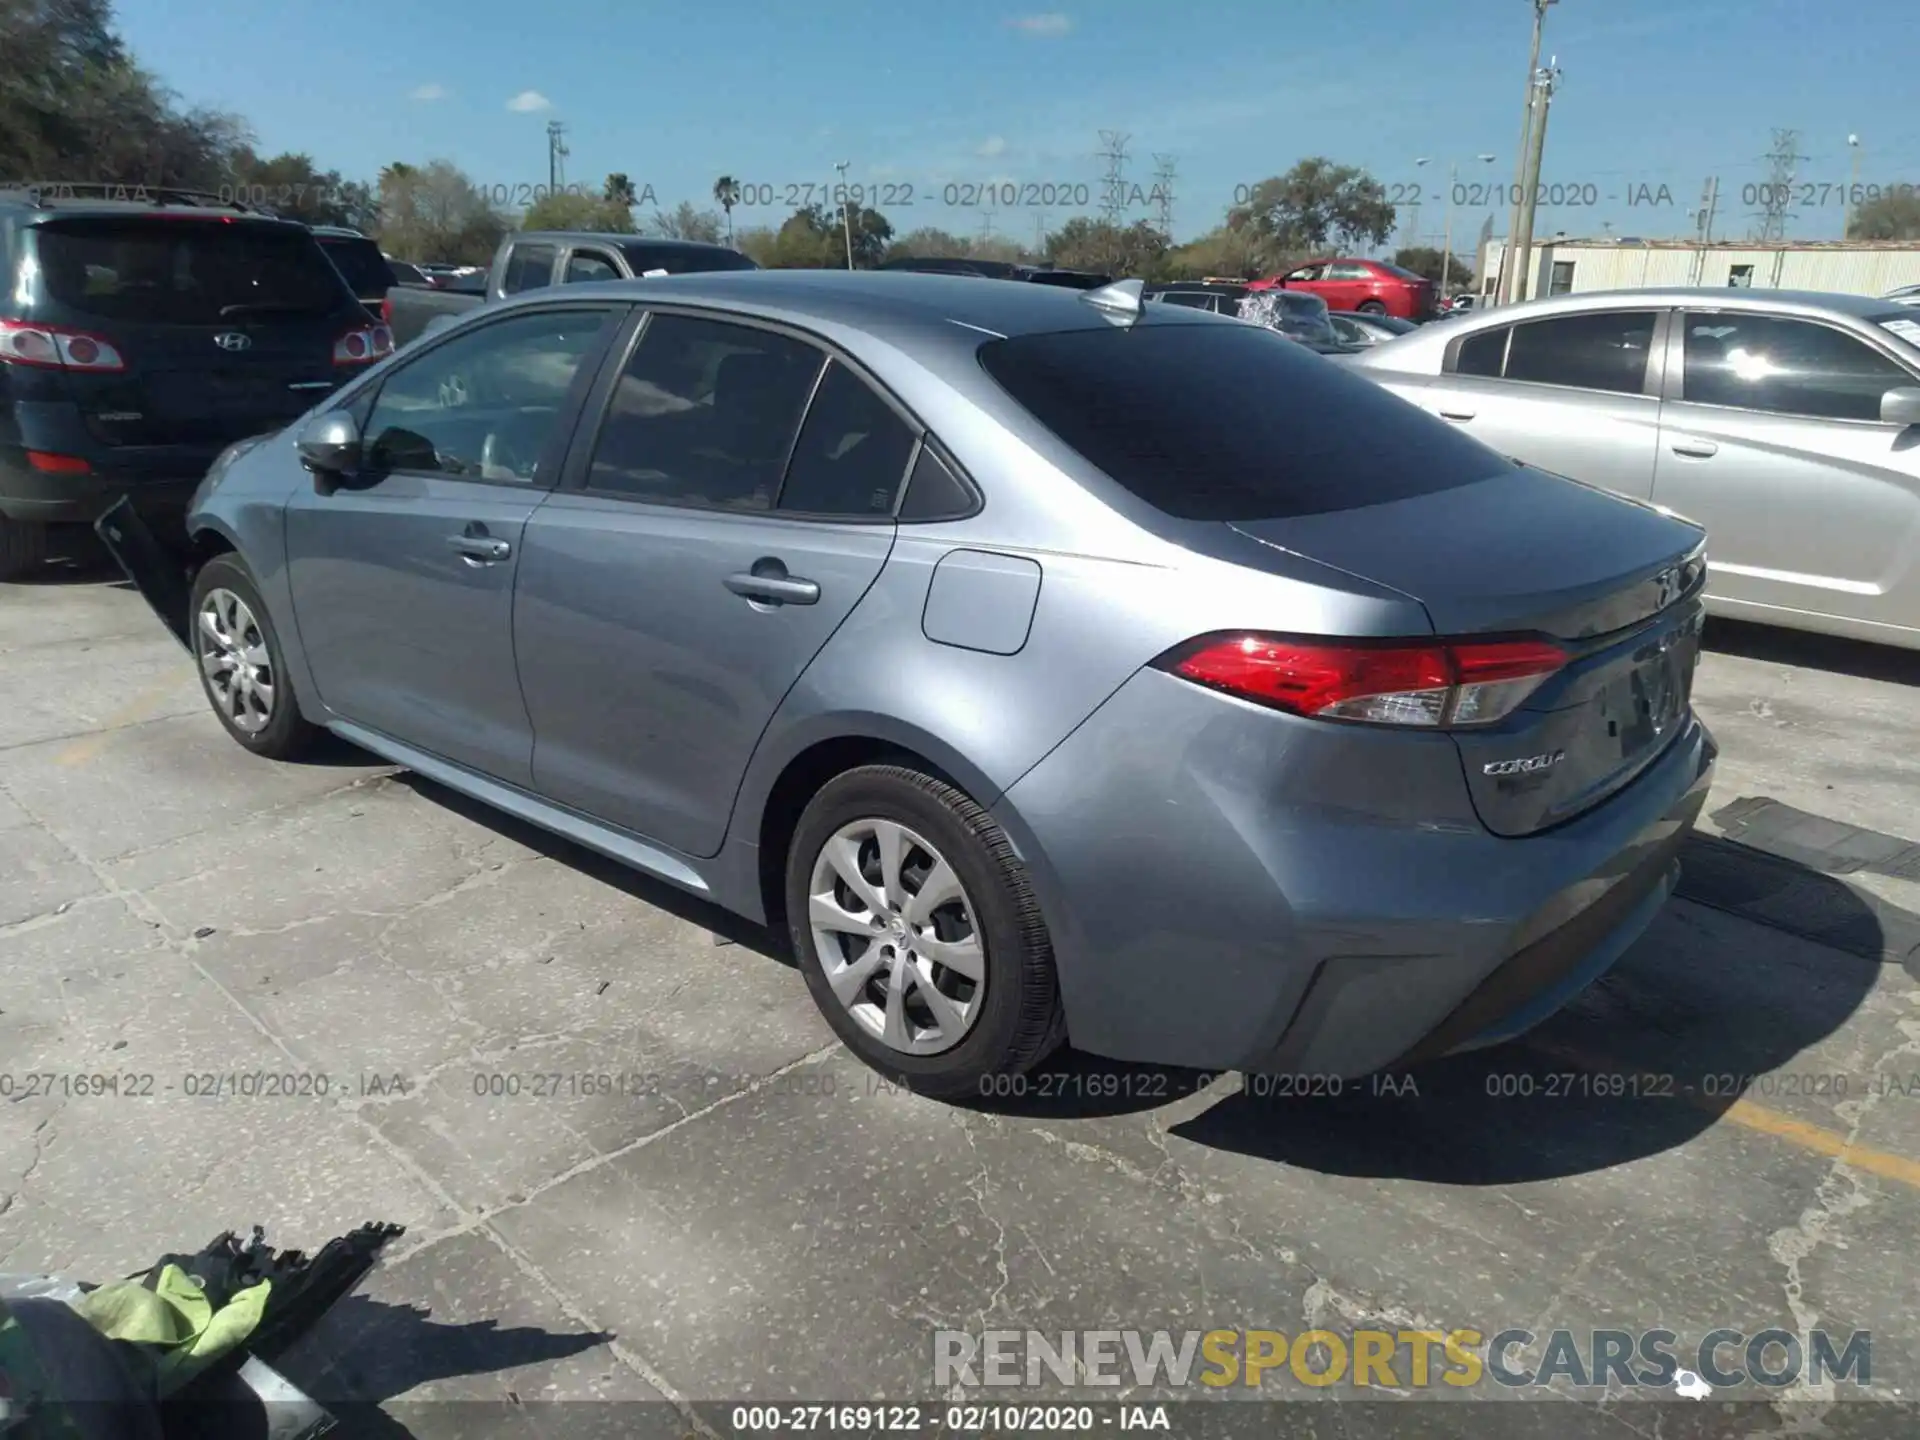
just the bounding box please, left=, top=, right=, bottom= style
left=214, top=332, right=252, bottom=352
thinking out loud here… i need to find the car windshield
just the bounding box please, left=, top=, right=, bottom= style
left=34, top=218, right=351, bottom=323
left=979, top=321, right=1505, bottom=521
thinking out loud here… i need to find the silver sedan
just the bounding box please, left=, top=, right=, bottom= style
left=1349, top=287, right=1920, bottom=650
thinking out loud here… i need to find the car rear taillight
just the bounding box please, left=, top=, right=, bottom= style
left=25, top=450, right=91, bottom=474
left=380, top=294, right=392, bottom=326
left=1155, top=634, right=1568, bottom=728
left=0, top=319, right=126, bottom=372
left=333, top=323, right=394, bottom=366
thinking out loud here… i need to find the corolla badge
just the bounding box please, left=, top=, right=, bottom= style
left=1484, top=751, right=1565, bottom=777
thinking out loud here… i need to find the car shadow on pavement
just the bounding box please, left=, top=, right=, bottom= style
left=6, top=526, right=136, bottom=588
left=1165, top=842, right=1893, bottom=1184
left=1705, top=615, right=1920, bottom=687
left=275, top=1294, right=613, bottom=1437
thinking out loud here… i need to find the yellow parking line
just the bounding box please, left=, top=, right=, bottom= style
left=56, top=676, right=185, bottom=767
left=1525, top=1038, right=1920, bottom=1194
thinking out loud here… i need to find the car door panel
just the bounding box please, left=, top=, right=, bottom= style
left=515, top=501, right=894, bottom=855
left=1654, top=310, right=1920, bottom=629
left=284, top=303, right=626, bottom=786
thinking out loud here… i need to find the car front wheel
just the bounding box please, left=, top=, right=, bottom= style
left=1358, top=299, right=1389, bottom=315
left=190, top=555, right=321, bottom=761
left=785, top=764, right=1067, bottom=1099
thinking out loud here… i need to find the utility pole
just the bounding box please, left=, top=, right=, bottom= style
left=1409, top=158, right=1429, bottom=250
left=1498, top=0, right=1556, bottom=305
left=546, top=121, right=569, bottom=192
left=1846, top=134, right=1862, bottom=237
left=1097, top=130, right=1131, bottom=273
left=1508, top=56, right=1560, bottom=304
left=1440, top=154, right=1498, bottom=299
left=1694, top=176, right=1721, bottom=244
left=1152, top=153, right=1176, bottom=240
left=834, top=161, right=853, bottom=268
left=978, top=210, right=996, bottom=244
left=1033, top=211, right=1048, bottom=257
left=1751, top=128, right=1806, bottom=243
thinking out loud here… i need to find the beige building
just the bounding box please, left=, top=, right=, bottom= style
left=1476, top=237, right=1920, bottom=304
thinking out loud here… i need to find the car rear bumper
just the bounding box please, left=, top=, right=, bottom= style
left=990, top=667, right=1717, bottom=1076
left=0, top=449, right=202, bottom=527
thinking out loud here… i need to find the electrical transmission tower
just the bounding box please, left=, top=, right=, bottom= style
left=1751, top=128, right=1805, bottom=243
left=1151, top=154, right=1176, bottom=238
left=1097, top=131, right=1131, bottom=226
left=546, top=121, right=570, bottom=191
left=978, top=210, right=996, bottom=244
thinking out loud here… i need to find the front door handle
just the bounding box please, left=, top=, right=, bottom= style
left=1670, top=438, right=1719, bottom=458
left=1437, top=408, right=1476, bottom=422
left=725, top=562, right=820, bottom=606
left=449, top=534, right=511, bottom=562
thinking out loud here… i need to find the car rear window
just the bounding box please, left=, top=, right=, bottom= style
left=618, top=243, right=761, bottom=275
left=35, top=219, right=352, bottom=324
left=1381, top=264, right=1428, bottom=282
left=314, top=235, right=394, bottom=297
left=978, top=322, right=1507, bottom=522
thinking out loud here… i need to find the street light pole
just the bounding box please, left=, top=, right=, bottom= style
left=835, top=160, right=854, bottom=269
left=1847, top=134, right=1862, bottom=237
left=1509, top=58, right=1559, bottom=303
left=1441, top=154, right=1498, bottom=299
left=1409, top=157, right=1430, bottom=251
left=1498, top=0, right=1556, bottom=305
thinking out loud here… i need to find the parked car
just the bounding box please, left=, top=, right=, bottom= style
left=99, top=271, right=1714, bottom=1098
left=1883, top=282, right=1920, bottom=308
left=383, top=232, right=760, bottom=345
left=310, top=226, right=397, bottom=316
left=0, top=184, right=390, bottom=576
left=1231, top=289, right=1359, bottom=354
left=1444, top=294, right=1483, bottom=316
left=1349, top=286, right=1920, bottom=650
left=876, top=258, right=1114, bottom=289
left=1265, top=258, right=1438, bottom=321
left=1328, top=310, right=1420, bottom=347
left=386, top=259, right=432, bottom=287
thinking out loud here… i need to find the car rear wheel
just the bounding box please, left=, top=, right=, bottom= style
left=0, top=517, right=49, bottom=581
left=1358, top=299, right=1389, bottom=315
left=785, top=764, right=1066, bottom=1099
left=190, top=555, right=321, bottom=761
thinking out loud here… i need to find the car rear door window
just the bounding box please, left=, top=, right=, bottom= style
left=502, top=244, right=557, bottom=293
left=584, top=313, right=824, bottom=510
left=777, top=360, right=917, bottom=517
left=33, top=219, right=350, bottom=324
left=1455, top=326, right=1510, bottom=377
left=316, top=236, right=394, bottom=298
left=363, top=307, right=618, bottom=483
left=1325, top=263, right=1371, bottom=280
left=979, top=322, right=1504, bottom=522
left=564, top=249, right=621, bottom=283
left=1500, top=310, right=1658, bottom=393
left=1680, top=313, right=1915, bottom=422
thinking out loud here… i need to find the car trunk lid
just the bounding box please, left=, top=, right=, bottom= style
left=1229, top=467, right=1707, bottom=836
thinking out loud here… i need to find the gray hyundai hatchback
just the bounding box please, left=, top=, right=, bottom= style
left=102, top=270, right=1716, bottom=1098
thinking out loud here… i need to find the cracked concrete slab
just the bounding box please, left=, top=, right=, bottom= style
left=2, top=577, right=1917, bottom=1433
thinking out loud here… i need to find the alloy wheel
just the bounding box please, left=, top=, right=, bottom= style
left=807, top=818, right=986, bottom=1055
left=197, top=588, right=275, bottom=735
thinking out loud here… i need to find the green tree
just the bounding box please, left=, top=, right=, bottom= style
left=713, top=175, right=742, bottom=245
left=1044, top=217, right=1168, bottom=277
left=651, top=199, right=723, bottom=243
left=376, top=159, right=508, bottom=264
left=733, top=224, right=779, bottom=267
left=523, top=188, right=634, bottom=233
left=1393, top=245, right=1474, bottom=289
left=764, top=204, right=893, bottom=268
left=1849, top=190, right=1920, bottom=241
left=1231, top=158, right=1396, bottom=258
left=604, top=172, right=638, bottom=206
left=228, top=147, right=362, bottom=226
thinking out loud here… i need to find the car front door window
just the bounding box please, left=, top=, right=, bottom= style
left=502, top=244, right=557, bottom=293
left=362, top=307, right=619, bottom=483
left=564, top=249, right=621, bottom=283
left=1680, top=313, right=1915, bottom=421
left=1500, top=310, right=1659, bottom=394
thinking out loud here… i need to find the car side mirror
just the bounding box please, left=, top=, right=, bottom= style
left=1880, top=386, right=1920, bottom=428
left=297, top=412, right=362, bottom=493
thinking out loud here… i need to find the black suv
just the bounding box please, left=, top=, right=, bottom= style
left=310, top=225, right=396, bottom=314
left=0, top=185, right=390, bottom=576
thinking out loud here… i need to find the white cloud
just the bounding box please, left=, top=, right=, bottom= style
left=409, top=83, right=449, bottom=102
left=977, top=136, right=1008, bottom=158
left=1007, top=13, right=1071, bottom=36
left=506, top=90, right=552, bottom=113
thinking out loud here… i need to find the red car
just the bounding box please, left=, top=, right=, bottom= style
left=1255, top=258, right=1436, bottom=321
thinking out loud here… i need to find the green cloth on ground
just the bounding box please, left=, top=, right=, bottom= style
left=69, top=1265, right=270, bottom=1397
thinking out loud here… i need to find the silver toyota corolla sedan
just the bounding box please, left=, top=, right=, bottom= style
left=101, top=271, right=1715, bottom=1099
left=1349, top=287, right=1920, bottom=650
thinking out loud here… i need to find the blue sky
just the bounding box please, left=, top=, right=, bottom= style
left=115, top=0, right=1920, bottom=247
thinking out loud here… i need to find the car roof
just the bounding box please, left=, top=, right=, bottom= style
left=521, top=232, right=740, bottom=254
left=1448, top=286, right=1901, bottom=319
left=487, top=268, right=1211, bottom=348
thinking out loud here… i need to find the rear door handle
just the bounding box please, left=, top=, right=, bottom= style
left=1670, top=438, right=1719, bottom=458
left=448, top=534, right=511, bottom=562
left=725, top=564, right=820, bottom=606
left=1437, top=408, right=1476, bottom=422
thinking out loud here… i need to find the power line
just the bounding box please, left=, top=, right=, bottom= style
left=1151, top=153, right=1176, bottom=239
left=1751, top=128, right=1806, bottom=243
left=1097, top=131, right=1131, bottom=227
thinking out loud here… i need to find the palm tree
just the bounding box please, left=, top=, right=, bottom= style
left=713, top=175, right=741, bottom=247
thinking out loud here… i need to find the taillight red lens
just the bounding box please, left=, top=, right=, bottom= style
left=0, top=320, right=125, bottom=371
left=1160, top=634, right=1567, bottom=728
left=26, top=451, right=91, bottom=474
left=332, top=323, right=393, bottom=366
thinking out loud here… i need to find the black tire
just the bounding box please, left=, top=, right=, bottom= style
left=188, top=555, right=322, bottom=761
left=1357, top=299, right=1389, bottom=315
left=0, top=516, right=49, bottom=581
left=785, top=764, right=1067, bottom=1100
